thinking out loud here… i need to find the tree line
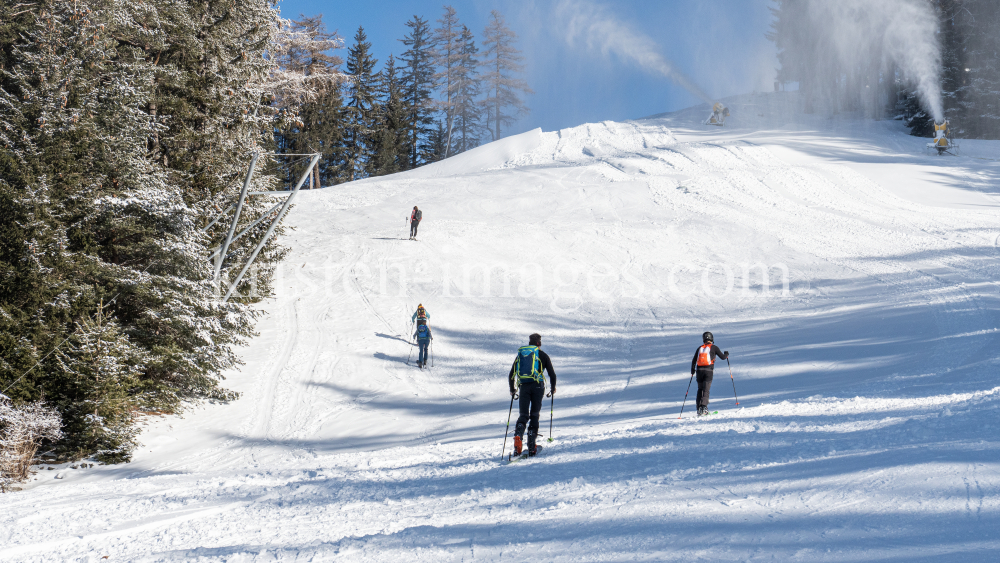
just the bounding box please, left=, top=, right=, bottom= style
left=768, top=0, right=1000, bottom=139
left=0, top=0, right=287, bottom=466
left=275, top=7, right=532, bottom=186
left=2, top=1, right=525, bottom=471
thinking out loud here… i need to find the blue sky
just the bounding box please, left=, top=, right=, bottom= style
left=276, top=0, right=778, bottom=136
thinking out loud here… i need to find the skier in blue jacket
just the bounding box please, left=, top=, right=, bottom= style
left=414, top=323, right=433, bottom=368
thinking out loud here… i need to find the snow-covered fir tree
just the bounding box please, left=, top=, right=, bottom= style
left=1, top=2, right=536, bottom=466
left=0, top=0, right=287, bottom=462
left=273, top=15, right=345, bottom=187
left=53, top=302, right=144, bottom=462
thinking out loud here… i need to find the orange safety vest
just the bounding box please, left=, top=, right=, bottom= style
left=696, top=344, right=715, bottom=367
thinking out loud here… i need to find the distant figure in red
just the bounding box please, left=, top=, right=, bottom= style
left=409, top=206, right=422, bottom=240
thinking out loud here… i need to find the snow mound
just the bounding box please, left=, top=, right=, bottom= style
left=392, top=127, right=544, bottom=179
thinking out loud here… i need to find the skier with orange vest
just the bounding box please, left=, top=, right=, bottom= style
left=690, top=332, right=729, bottom=416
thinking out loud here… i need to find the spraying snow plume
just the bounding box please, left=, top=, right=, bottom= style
left=556, top=0, right=715, bottom=105
left=776, top=0, right=943, bottom=121
left=818, top=0, right=942, bottom=121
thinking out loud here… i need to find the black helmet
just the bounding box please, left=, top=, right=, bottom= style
left=702, top=331, right=714, bottom=343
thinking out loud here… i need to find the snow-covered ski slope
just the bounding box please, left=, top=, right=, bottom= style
left=3, top=92, right=1000, bottom=562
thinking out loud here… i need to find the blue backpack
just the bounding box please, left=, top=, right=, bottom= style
left=515, top=345, right=543, bottom=384
left=416, top=324, right=430, bottom=340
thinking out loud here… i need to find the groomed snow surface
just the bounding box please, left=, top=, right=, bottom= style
left=3, top=92, right=999, bottom=562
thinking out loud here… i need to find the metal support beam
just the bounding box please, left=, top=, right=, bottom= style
left=206, top=200, right=283, bottom=261
left=223, top=153, right=320, bottom=303
left=202, top=203, right=236, bottom=233
left=214, top=152, right=259, bottom=284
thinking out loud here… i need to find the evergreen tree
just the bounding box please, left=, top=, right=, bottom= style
left=0, top=0, right=284, bottom=461
left=371, top=55, right=408, bottom=177
left=152, top=0, right=286, bottom=303
left=0, top=0, right=33, bottom=76
left=53, top=302, right=145, bottom=462
left=955, top=0, right=1000, bottom=138
left=768, top=0, right=915, bottom=119
left=344, top=27, right=379, bottom=181
left=481, top=10, right=532, bottom=141
left=112, top=0, right=282, bottom=401
left=399, top=16, right=436, bottom=170
left=450, top=26, right=482, bottom=154
left=424, top=121, right=448, bottom=164
left=768, top=0, right=837, bottom=115
left=937, top=0, right=968, bottom=131
left=274, top=15, right=346, bottom=187
left=0, top=0, right=61, bottom=424
left=896, top=0, right=986, bottom=138
left=303, top=81, right=351, bottom=186
left=433, top=6, right=463, bottom=157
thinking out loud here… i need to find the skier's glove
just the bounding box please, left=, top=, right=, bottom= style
left=724, top=351, right=729, bottom=355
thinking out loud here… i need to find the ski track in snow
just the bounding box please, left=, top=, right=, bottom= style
left=2, top=94, right=1000, bottom=562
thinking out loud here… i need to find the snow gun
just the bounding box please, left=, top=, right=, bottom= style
left=705, top=102, right=730, bottom=127
left=926, top=119, right=958, bottom=156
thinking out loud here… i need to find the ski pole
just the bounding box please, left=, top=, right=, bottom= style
left=726, top=357, right=740, bottom=406
left=430, top=340, right=434, bottom=367
left=405, top=321, right=415, bottom=365
left=501, top=393, right=515, bottom=461
left=548, top=393, right=554, bottom=442
left=678, top=372, right=695, bottom=418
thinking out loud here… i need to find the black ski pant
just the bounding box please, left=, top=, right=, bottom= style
left=515, top=381, right=544, bottom=449
left=410, top=220, right=420, bottom=237
left=695, top=367, right=714, bottom=409
left=417, top=339, right=429, bottom=365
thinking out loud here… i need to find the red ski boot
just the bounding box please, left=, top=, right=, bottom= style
left=513, top=436, right=523, bottom=456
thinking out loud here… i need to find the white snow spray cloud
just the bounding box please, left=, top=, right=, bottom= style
left=805, top=0, right=943, bottom=121
left=555, top=0, right=715, bottom=105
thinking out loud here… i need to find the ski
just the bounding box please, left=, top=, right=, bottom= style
left=506, top=444, right=543, bottom=463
